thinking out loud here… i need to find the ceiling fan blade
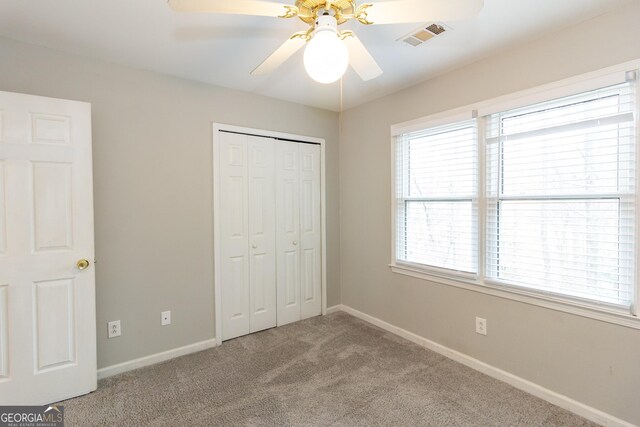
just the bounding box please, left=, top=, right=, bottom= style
left=358, top=0, right=483, bottom=25
left=342, top=33, right=382, bottom=81
left=168, top=0, right=294, bottom=17
left=251, top=33, right=307, bottom=76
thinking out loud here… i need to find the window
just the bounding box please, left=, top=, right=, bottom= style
left=395, top=120, right=478, bottom=276
left=486, top=83, right=636, bottom=308
left=392, top=68, right=638, bottom=317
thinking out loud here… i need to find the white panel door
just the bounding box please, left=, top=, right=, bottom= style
left=0, top=91, right=96, bottom=404
left=219, top=132, right=251, bottom=340
left=298, top=143, right=322, bottom=319
left=247, top=136, right=276, bottom=333
left=275, top=141, right=301, bottom=326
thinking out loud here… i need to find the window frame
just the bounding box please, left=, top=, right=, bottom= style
left=395, top=119, right=479, bottom=279
left=390, top=59, right=640, bottom=329
left=486, top=86, right=636, bottom=310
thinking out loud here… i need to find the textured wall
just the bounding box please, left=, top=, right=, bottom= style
left=339, top=2, right=640, bottom=424
left=0, top=37, right=341, bottom=369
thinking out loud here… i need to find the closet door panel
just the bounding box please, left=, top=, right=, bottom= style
left=299, top=143, right=322, bottom=319
left=276, top=141, right=301, bottom=326
left=247, top=136, right=277, bottom=333
left=219, top=132, right=250, bottom=340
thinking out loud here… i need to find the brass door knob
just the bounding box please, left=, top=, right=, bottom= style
left=77, top=259, right=90, bottom=270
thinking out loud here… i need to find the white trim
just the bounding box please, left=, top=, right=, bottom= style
left=477, top=115, right=487, bottom=282
left=97, top=338, right=218, bottom=380
left=634, top=74, right=640, bottom=317
left=337, top=305, right=635, bottom=427
left=391, top=109, right=475, bottom=136
left=212, top=123, right=328, bottom=343
left=213, top=123, right=325, bottom=145
left=390, top=131, right=397, bottom=278
left=394, top=261, right=478, bottom=282
left=213, top=125, right=223, bottom=345
left=321, top=137, right=328, bottom=316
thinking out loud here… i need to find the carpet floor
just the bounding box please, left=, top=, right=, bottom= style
left=62, top=312, right=597, bottom=426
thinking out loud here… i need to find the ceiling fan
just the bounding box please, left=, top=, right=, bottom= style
left=168, top=0, right=484, bottom=84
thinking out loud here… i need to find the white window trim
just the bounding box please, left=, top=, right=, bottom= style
left=395, top=119, right=479, bottom=275
left=390, top=59, right=640, bottom=330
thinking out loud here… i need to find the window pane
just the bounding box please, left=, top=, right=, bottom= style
left=501, top=93, right=624, bottom=135
left=486, top=82, right=636, bottom=308
left=404, top=201, right=476, bottom=273
left=501, top=124, right=632, bottom=196
left=407, top=125, right=476, bottom=198
left=489, top=200, right=630, bottom=305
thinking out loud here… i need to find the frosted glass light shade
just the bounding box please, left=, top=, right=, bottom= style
left=303, top=28, right=349, bottom=84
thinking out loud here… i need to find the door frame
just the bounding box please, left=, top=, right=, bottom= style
left=212, top=123, right=327, bottom=343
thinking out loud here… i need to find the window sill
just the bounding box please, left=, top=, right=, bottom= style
left=389, top=263, right=640, bottom=330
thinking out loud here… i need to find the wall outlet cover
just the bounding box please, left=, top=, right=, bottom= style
left=475, top=317, right=487, bottom=336
left=161, top=310, right=171, bottom=326
left=108, top=320, right=121, bottom=338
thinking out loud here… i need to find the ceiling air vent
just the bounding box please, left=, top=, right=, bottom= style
left=399, top=23, right=449, bottom=47
left=425, top=23, right=446, bottom=35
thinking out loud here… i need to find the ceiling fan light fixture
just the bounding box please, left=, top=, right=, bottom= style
left=303, top=14, right=349, bottom=84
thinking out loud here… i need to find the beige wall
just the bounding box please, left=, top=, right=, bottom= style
left=0, top=37, right=341, bottom=369
left=339, top=2, right=640, bottom=425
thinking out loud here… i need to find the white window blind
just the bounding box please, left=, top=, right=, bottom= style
left=395, top=120, right=478, bottom=275
left=485, top=82, right=636, bottom=307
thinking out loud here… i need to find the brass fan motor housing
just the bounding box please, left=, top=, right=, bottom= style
left=295, top=0, right=356, bottom=25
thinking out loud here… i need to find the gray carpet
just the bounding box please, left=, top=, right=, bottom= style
left=62, top=312, right=597, bottom=426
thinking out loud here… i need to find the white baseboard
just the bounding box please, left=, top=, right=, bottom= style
left=97, top=338, right=218, bottom=380
left=338, top=305, right=633, bottom=427
left=325, top=304, right=343, bottom=314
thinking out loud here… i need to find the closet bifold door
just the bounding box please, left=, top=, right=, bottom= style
left=247, top=136, right=277, bottom=333
left=276, top=141, right=301, bottom=326
left=219, top=132, right=251, bottom=340
left=219, top=133, right=277, bottom=340
left=276, top=141, right=322, bottom=326
left=299, top=143, right=322, bottom=319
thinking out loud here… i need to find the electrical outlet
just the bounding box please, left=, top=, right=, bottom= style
left=108, top=320, right=121, bottom=338
left=475, top=317, right=487, bottom=336
left=161, top=310, right=171, bottom=326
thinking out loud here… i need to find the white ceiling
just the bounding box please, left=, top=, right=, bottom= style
left=0, top=0, right=630, bottom=111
